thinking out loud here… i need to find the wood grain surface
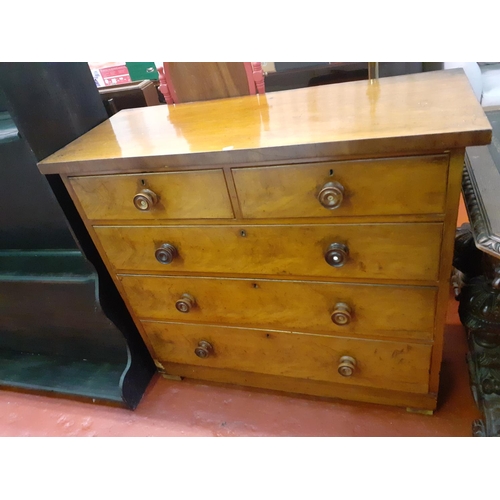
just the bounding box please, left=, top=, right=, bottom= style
left=38, top=70, right=491, bottom=175
left=142, top=321, right=432, bottom=394
left=120, top=275, right=437, bottom=340
left=94, top=223, right=443, bottom=281
left=69, top=169, right=233, bottom=220
left=232, top=155, right=449, bottom=218
left=167, top=62, right=251, bottom=102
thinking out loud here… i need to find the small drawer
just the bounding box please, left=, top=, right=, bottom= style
left=68, top=169, right=234, bottom=220
left=96, top=223, right=442, bottom=281
left=120, top=275, right=437, bottom=340
left=142, top=321, right=432, bottom=394
left=232, top=155, right=449, bottom=218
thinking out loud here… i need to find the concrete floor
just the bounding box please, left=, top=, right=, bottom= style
left=0, top=198, right=479, bottom=437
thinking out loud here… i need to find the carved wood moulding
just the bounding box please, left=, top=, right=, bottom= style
left=462, top=159, right=500, bottom=257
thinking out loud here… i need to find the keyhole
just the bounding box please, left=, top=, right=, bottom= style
left=329, top=169, right=334, bottom=176
left=240, top=230, right=247, bottom=237
left=141, top=179, right=146, bottom=186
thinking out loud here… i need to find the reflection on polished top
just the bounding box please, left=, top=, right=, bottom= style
left=39, top=69, right=492, bottom=174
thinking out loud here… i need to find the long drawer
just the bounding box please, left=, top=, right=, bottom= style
left=142, top=321, right=432, bottom=394
left=120, top=275, right=437, bottom=340
left=232, top=155, right=449, bottom=218
left=69, top=169, right=234, bottom=220
left=96, top=223, right=443, bottom=281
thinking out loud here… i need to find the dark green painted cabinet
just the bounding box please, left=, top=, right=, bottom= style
left=0, top=63, right=155, bottom=408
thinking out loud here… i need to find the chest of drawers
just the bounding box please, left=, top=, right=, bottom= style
left=39, top=69, right=492, bottom=412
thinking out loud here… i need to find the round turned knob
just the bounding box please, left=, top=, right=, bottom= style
left=175, top=293, right=196, bottom=313
left=133, top=189, right=158, bottom=211
left=155, top=243, right=178, bottom=264
left=338, top=356, right=357, bottom=377
left=325, top=243, right=349, bottom=267
left=195, top=341, right=213, bottom=359
left=331, top=303, right=352, bottom=325
left=318, top=181, right=344, bottom=209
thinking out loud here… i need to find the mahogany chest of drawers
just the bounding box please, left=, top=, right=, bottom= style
left=39, top=69, right=492, bottom=412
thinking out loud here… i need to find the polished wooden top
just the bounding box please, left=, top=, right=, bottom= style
left=39, top=69, right=492, bottom=175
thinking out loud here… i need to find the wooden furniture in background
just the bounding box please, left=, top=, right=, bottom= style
left=98, top=80, right=161, bottom=117
left=454, top=106, right=500, bottom=435
left=157, top=62, right=264, bottom=104
left=38, top=69, right=491, bottom=412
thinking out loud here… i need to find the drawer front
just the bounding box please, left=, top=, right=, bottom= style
left=120, top=276, right=437, bottom=340
left=232, top=155, right=449, bottom=219
left=143, top=322, right=432, bottom=394
left=96, top=223, right=442, bottom=281
left=69, top=169, right=234, bottom=220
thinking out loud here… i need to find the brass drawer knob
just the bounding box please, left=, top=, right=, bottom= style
left=325, top=243, right=349, bottom=267
left=318, top=181, right=344, bottom=209
left=175, top=293, right=196, bottom=313
left=195, top=340, right=213, bottom=359
left=331, top=303, right=352, bottom=325
left=155, top=243, right=178, bottom=264
left=133, top=189, right=158, bottom=211
left=338, top=356, right=356, bottom=377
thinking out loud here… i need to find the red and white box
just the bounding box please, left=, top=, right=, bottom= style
left=88, top=62, right=132, bottom=87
